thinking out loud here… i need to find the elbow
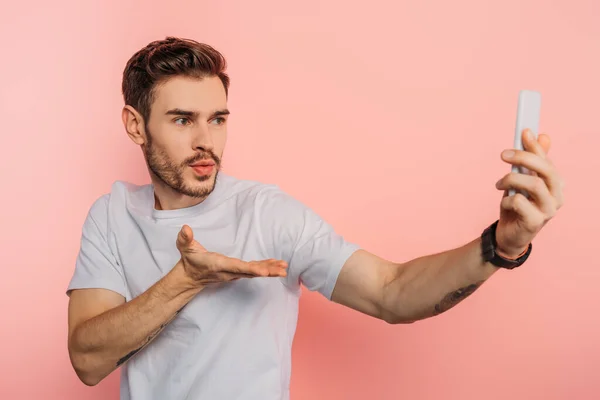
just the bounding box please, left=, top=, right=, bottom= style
left=380, top=309, right=418, bottom=325
left=386, top=316, right=417, bottom=325
left=78, top=369, right=103, bottom=387
left=68, top=333, right=105, bottom=386
left=78, top=371, right=102, bottom=387
left=70, top=350, right=104, bottom=386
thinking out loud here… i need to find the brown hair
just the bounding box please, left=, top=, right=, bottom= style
left=122, top=36, right=230, bottom=122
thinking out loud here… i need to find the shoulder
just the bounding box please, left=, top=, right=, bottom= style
left=109, top=180, right=153, bottom=206
left=85, top=192, right=111, bottom=229
left=85, top=180, right=152, bottom=227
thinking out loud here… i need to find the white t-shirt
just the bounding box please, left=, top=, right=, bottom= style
left=67, top=173, right=360, bottom=400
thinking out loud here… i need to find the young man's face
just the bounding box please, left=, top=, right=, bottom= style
left=143, top=75, right=228, bottom=199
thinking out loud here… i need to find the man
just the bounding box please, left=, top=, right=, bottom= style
left=66, top=37, right=565, bottom=400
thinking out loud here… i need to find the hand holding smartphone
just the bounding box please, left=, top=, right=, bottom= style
left=509, top=90, right=541, bottom=197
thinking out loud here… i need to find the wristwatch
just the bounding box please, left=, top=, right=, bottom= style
left=481, top=220, right=532, bottom=269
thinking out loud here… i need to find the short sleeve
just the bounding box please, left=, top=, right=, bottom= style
left=66, top=194, right=127, bottom=298
left=257, top=186, right=360, bottom=300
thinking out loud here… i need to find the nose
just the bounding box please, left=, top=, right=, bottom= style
left=191, top=122, right=214, bottom=152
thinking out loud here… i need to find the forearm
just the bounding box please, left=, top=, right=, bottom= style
left=69, top=260, right=202, bottom=385
left=381, top=237, right=499, bottom=323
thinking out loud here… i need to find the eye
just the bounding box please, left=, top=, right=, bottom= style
left=174, top=117, right=190, bottom=126
left=211, top=117, right=226, bottom=125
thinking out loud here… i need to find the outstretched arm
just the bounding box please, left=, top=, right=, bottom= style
left=332, top=131, right=564, bottom=323
left=331, top=238, right=499, bottom=324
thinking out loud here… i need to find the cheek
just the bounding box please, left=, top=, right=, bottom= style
left=214, top=130, right=228, bottom=154
left=152, top=136, right=189, bottom=164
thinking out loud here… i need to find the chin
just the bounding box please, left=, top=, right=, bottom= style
left=194, top=173, right=215, bottom=183
left=185, top=170, right=218, bottom=197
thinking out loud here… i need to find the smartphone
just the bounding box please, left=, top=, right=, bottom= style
left=509, top=90, right=541, bottom=197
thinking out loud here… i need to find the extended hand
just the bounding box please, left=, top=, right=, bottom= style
left=494, top=129, right=565, bottom=258
left=176, top=224, right=288, bottom=286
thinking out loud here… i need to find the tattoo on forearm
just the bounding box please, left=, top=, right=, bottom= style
left=433, top=281, right=484, bottom=316
left=116, top=307, right=184, bottom=367
left=116, top=345, right=145, bottom=367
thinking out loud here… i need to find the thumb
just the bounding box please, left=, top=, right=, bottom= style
left=176, top=225, right=207, bottom=254
left=176, top=224, right=194, bottom=252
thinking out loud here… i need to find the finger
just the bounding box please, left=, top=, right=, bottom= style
left=264, top=259, right=288, bottom=276
left=501, top=149, right=562, bottom=196
left=246, top=259, right=288, bottom=277
left=534, top=133, right=565, bottom=207
left=215, top=256, right=287, bottom=277
left=538, top=133, right=551, bottom=154
left=242, top=259, right=288, bottom=277
left=496, top=173, right=556, bottom=217
left=220, top=269, right=286, bottom=283
left=500, top=193, right=546, bottom=232
left=211, top=255, right=249, bottom=274
left=521, top=129, right=547, bottom=158
left=221, top=272, right=256, bottom=280
left=196, top=272, right=248, bottom=285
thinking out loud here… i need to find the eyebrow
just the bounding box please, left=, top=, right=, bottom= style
left=165, top=108, right=230, bottom=118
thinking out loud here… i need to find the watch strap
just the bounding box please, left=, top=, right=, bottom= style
left=481, top=220, right=532, bottom=269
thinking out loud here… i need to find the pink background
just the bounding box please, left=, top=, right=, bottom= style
left=1, top=0, right=598, bottom=399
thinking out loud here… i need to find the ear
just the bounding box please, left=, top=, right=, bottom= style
left=122, top=105, right=146, bottom=145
